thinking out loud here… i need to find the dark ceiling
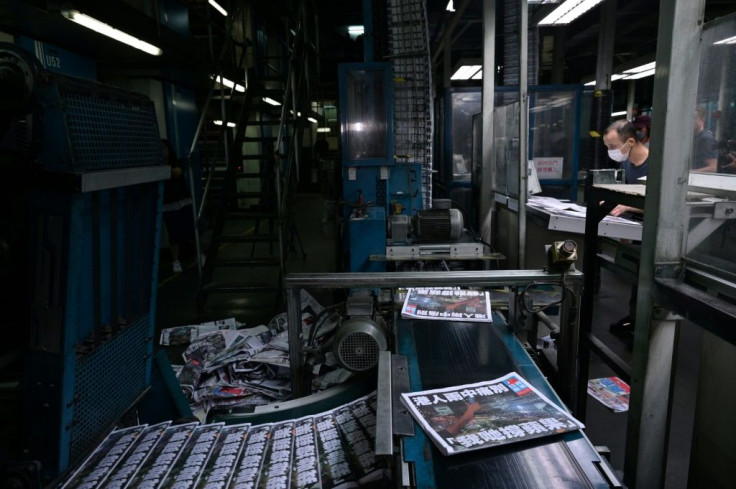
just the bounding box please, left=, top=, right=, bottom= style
left=317, top=0, right=735, bottom=87
left=1, top=0, right=734, bottom=91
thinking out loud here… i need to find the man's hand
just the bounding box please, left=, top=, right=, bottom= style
left=609, top=204, right=643, bottom=217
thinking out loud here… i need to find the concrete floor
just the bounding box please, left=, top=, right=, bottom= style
left=155, top=191, right=701, bottom=488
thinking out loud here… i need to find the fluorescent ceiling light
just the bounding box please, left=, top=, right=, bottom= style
left=212, top=75, right=245, bottom=92
left=290, top=110, right=302, bottom=117
left=208, top=0, right=227, bottom=16
left=348, top=25, right=364, bottom=35
left=611, top=110, right=627, bottom=117
left=317, top=127, right=331, bottom=133
left=622, top=68, right=655, bottom=80
left=307, top=117, right=318, bottom=123
left=714, top=35, right=736, bottom=45
left=583, top=73, right=626, bottom=86
left=471, top=69, right=483, bottom=80
left=213, top=120, right=236, bottom=127
left=446, top=1, right=455, bottom=12
left=61, top=9, right=162, bottom=56
left=262, top=97, right=281, bottom=106
left=623, top=62, right=656, bottom=74
left=538, top=0, right=605, bottom=26
left=451, top=65, right=482, bottom=80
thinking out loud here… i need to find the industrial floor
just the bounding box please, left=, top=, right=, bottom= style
left=155, top=191, right=701, bottom=489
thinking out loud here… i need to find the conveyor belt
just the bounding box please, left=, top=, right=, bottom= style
left=398, top=316, right=618, bottom=489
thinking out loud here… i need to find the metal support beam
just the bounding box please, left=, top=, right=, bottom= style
left=443, top=44, right=451, bottom=88
left=625, top=0, right=706, bottom=486
left=518, top=0, right=528, bottom=269
left=551, top=28, right=565, bottom=85
left=480, top=0, right=496, bottom=245
left=595, top=0, right=616, bottom=90
left=362, top=0, right=373, bottom=62
left=375, top=351, right=393, bottom=455
left=286, top=287, right=305, bottom=398
left=431, top=0, right=473, bottom=64
left=626, top=80, right=636, bottom=119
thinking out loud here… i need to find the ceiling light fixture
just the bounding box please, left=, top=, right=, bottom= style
left=262, top=97, right=281, bottom=106
left=451, top=65, right=482, bottom=80
left=347, top=25, right=364, bottom=39
left=623, top=62, right=656, bottom=74
left=714, top=35, right=736, bottom=45
left=446, top=1, right=455, bottom=12
left=307, top=117, right=318, bottom=124
left=213, top=120, right=236, bottom=127
left=611, top=110, right=627, bottom=117
left=622, top=68, right=655, bottom=80
left=538, top=0, right=605, bottom=26
left=208, top=0, right=228, bottom=17
left=471, top=69, right=483, bottom=80
left=317, top=127, right=331, bottom=133
left=211, top=75, right=245, bottom=92
left=583, top=73, right=627, bottom=86
left=61, top=9, right=162, bottom=56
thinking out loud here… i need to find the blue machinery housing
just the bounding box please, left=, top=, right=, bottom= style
left=23, top=69, right=169, bottom=476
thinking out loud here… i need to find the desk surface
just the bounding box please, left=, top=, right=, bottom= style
left=526, top=201, right=642, bottom=241
left=594, top=183, right=647, bottom=196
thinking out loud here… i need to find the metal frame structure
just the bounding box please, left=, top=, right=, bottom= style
left=283, top=270, right=583, bottom=405
left=576, top=2, right=736, bottom=487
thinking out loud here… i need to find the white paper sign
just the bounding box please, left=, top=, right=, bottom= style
left=533, top=157, right=564, bottom=179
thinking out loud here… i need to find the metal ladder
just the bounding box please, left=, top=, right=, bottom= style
left=194, top=1, right=317, bottom=315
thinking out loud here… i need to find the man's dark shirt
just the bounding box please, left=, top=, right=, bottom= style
left=693, top=129, right=718, bottom=170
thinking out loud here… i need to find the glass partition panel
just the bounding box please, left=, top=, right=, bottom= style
left=344, top=69, right=389, bottom=162
left=492, top=101, right=520, bottom=198
left=685, top=13, right=736, bottom=278
left=447, top=90, right=481, bottom=182
left=529, top=91, right=577, bottom=181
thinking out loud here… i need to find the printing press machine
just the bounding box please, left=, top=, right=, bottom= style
left=206, top=270, right=623, bottom=489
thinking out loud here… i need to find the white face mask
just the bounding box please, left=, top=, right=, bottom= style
left=607, top=140, right=631, bottom=162
left=607, top=147, right=629, bottom=162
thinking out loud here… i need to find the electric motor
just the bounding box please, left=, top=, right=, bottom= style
left=414, top=208, right=464, bottom=242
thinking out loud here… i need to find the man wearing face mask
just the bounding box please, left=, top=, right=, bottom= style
left=602, top=119, right=649, bottom=217
left=601, top=119, right=649, bottom=339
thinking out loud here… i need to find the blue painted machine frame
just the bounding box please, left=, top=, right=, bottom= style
left=22, top=70, right=168, bottom=478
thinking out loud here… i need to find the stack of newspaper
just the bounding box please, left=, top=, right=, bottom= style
left=161, top=290, right=346, bottom=420
left=58, top=392, right=390, bottom=489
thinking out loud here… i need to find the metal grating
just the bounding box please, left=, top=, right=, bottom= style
left=69, top=314, right=151, bottom=466
left=387, top=0, right=434, bottom=209
left=59, top=80, right=162, bottom=173
left=338, top=332, right=381, bottom=372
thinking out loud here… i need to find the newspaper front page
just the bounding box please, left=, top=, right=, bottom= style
left=401, top=288, right=492, bottom=322
left=400, top=372, right=583, bottom=456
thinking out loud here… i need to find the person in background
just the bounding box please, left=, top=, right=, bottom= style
left=719, top=139, right=736, bottom=174
left=692, top=106, right=718, bottom=172
left=602, top=120, right=649, bottom=339
left=632, top=114, right=651, bottom=148
left=161, top=139, right=195, bottom=273
left=602, top=119, right=649, bottom=217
